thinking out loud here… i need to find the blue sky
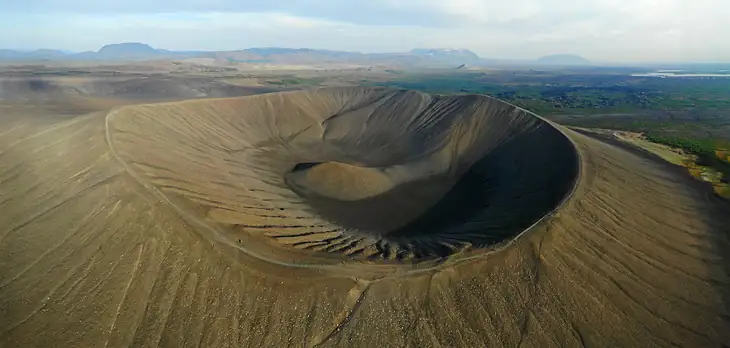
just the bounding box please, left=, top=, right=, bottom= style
left=1, top=0, right=728, bottom=62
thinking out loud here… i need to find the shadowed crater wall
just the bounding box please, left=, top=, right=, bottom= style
left=107, top=87, right=579, bottom=262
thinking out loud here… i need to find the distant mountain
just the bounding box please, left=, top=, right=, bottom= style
left=0, top=43, right=191, bottom=61
left=33, top=49, right=68, bottom=58
left=0, top=49, right=68, bottom=60
left=0, top=49, right=26, bottom=60
left=205, top=47, right=481, bottom=66
left=96, top=43, right=163, bottom=58
left=536, top=54, right=591, bottom=66
left=209, top=48, right=366, bottom=64
left=0, top=43, right=486, bottom=66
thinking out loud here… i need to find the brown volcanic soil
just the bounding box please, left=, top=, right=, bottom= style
left=1, top=86, right=730, bottom=347
left=0, top=76, right=281, bottom=108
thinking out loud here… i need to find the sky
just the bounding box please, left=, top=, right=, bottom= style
left=1, top=0, right=728, bottom=63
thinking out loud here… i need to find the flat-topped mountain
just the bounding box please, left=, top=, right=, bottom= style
left=97, top=43, right=163, bottom=57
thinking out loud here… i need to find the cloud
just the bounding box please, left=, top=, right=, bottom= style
left=0, top=0, right=728, bottom=62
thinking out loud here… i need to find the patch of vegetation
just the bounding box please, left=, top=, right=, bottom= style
left=372, top=70, right=730, bottom=116
left=640, top=134, right=730, bottom=197
left=643, top=135, right=720, bottom=155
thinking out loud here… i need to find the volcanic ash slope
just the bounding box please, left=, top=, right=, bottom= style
left=0, top=87, right=729, bottom=347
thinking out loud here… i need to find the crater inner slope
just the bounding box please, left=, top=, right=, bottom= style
left=106, top=87, right=578, bottom=262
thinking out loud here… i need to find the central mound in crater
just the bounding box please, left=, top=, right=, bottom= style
left=107, top=87, right=579, bottom=262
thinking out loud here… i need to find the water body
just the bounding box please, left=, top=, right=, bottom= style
left=632, top=71, right=730, bottom=77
